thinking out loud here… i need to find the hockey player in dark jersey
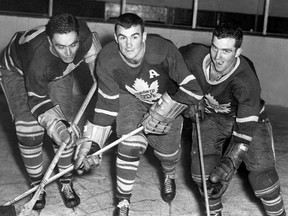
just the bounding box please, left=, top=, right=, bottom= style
left=74, top=13, right=203, bottom=215
left=179, top=23, right=286, bottom=216
left=0, top=13, right=101, bottom=210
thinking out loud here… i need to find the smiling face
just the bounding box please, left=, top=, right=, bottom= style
left=114, top=24, right=147, bottom=64
left=48, top=31, right=79, bottom=63
left=210, top=36, right=242, bottom=75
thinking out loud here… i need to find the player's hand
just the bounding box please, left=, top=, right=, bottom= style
left=184, top=99, right=205, bottom=121
left=141, top=92, right=188, bottom=134
left=48, top=120, right=80, bottom=149
left=141, top=110, right=171, bottom=134
left=208, top=143, right=249, bottom=198
left=74, top=141, right=102, bottom=175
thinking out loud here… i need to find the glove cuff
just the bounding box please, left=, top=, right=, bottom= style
left=38, top=105, right=67, bottom=129
left=151, top=92, right=188, bottom=120
left=225, top=143, right=249, bottom=169
left=83, top=121, right=112, bottom=148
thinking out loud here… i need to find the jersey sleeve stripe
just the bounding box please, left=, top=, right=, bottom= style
left=95, top=108, right=118, bottom=117
left=30, top=99, right=52, bottom=113
left=232, top=131, right=252, bottom=142
left=99, top=88, right=119, bottom=100
left=179, top=74, right=196, bottom=85
left=179, top=86, right=203, bottom=100
left=4, top=35, right=24, bottom=75
left=27, top=91, right=47, bottom=98
left=236, top=115, right=259, bottom=123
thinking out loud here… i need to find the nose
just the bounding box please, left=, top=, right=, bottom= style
left=215, top=50, right=221, bottom=60
left=65, top=47, right=72, bottom=56
left=126, top=38, right=132, bottom=48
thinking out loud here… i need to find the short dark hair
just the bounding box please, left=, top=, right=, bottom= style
left=114, top=13, right=144, bottom=34
left=212, top=22, right=243, bottom=49
left=46, top=13, right=79, bottom=39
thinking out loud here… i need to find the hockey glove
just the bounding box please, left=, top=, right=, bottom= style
left=38, top=105, right=80, bottom=149
left=74, top=121, right=111, bottom=175
left=141, top=92, right=188, bottom=134
left=208, top=143, right=249, bottom=198
left=183, top=99, right=205, bottom=121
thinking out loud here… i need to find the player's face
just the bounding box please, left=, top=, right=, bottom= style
left=210, top=36, right=242, bottom=75
left=48, top=31, right=80, bottom=63
left=114, top=25, right=147, bottom=64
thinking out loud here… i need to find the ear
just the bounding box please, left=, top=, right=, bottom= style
left=142, top=31, right=147, bottom=42
left=114, top=33, right=118, bottom=44
left=47, top=36, right=53, bottom=46
left=235, top=47, right=242, bottom=58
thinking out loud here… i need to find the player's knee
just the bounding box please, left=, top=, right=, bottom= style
left=249, top=169, right=280, bottom=199
left=118, top=133, right=148, bottom=158
left=15, top=120, right=44, bottom=147
left=17, top=133, right=44, bottom=147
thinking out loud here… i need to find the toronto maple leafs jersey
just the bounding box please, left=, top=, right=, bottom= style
left=180, top=43, right=263, bottom=146
left=0, top=19, right=99, bottom=119
left=92, top=34, right=203, bottom=126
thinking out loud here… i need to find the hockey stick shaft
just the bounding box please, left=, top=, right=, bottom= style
left=5, top=126, right=143, bottom=206
left=195, top=112, right=210, bottom=216
left=15, top=82, right=98, bottom=214
left=72, top=82, right=97, bottom=126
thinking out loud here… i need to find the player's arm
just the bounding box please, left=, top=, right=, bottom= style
left=208, top=73, right=261, bottom=198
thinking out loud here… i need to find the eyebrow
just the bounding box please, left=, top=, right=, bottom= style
left=117, top=32, right=140, bottom=38
left=54, top=39, right=79, bottom=47
left=212, top=43, right=233, bottom=52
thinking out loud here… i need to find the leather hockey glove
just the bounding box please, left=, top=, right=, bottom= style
left=141, top=92, right=188, bottom=134
left=74, top=121, right=111, bottom=175
left=208, top=143, right=249, bottom=199
left=38, top=105, right=80, bottom=148
left=183, top=98, right=205, bottom=121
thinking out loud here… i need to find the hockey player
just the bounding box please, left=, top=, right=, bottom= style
left=180, top=23, right=286, bottom=216
left=0, top=13, right=101, bottom=210
left=74, top=13, right=203, bottom=216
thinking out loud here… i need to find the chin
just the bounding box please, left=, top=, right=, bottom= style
left=62, top=58, right=74, bottom=63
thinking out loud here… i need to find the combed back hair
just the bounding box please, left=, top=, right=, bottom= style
left=46, top=13, right=79, bottom=39
left=114, top=13, right=144, bottom=34
left=213, top=22, right=243, bottom=49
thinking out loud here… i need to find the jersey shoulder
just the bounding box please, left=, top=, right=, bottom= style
left=97, top=41, right=122, bottom=69
left=231, top=56, right=261, bottom=93
left=78, top=19, right=92, bottom=42
left=145, top=34, right=179, bottom=63
left=179, top=43, right=209, bottom=64
left=236, top=56, right=259, bottom=81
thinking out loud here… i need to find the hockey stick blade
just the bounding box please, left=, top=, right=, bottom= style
left=4, top=125, right=143, bottom=207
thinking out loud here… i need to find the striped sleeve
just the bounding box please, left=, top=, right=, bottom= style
left=168, top=42, right=203, bottom=105
left=92, top=55, right=120, bottom=126
left=231, top=75, right=261, bottom=145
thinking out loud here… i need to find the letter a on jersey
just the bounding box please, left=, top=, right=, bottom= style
left=149, top=69, right=160, bottom=79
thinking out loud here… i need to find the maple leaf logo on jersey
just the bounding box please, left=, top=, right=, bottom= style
left=125, top=78, right=162, bottom=104
left=205, top=94, right=231, bottom=113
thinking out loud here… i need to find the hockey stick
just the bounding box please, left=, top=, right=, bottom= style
left=195, top=112, right=210, bottom=216
left=18, top=82, right=97, bottom=216
left=19, top=142, right=66, bottom=216
left=4, top=126, right=143, bottom=206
